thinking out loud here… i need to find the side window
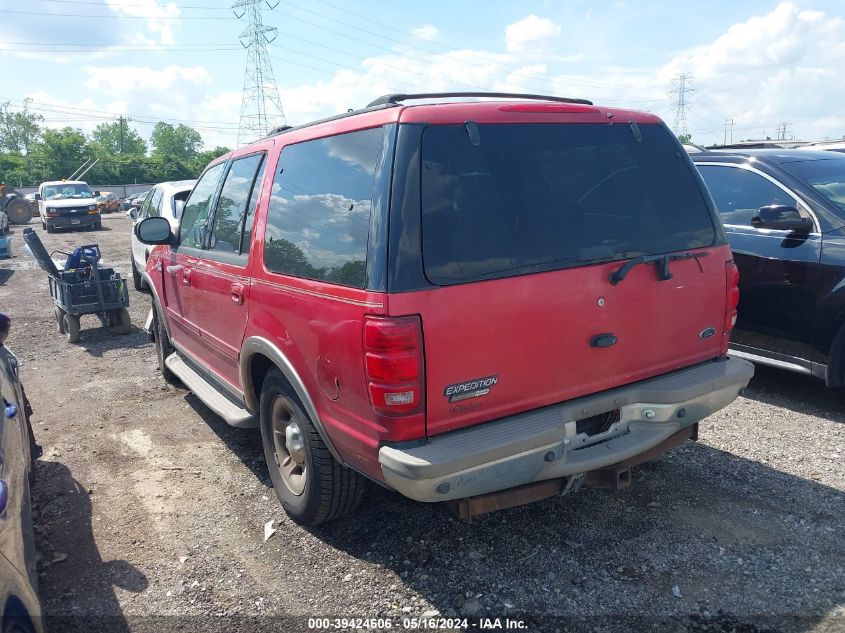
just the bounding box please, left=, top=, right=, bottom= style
left=264, top=127, right=384, bottom=288
left=146, top=188, right=164, bottom=218
left=179, top=163, right=226, bottom=248
left=240, top=159, right=266, bottom=255
left=208, top=153, right=265, bottom=258
left=698, top=165, right=800, bottom=227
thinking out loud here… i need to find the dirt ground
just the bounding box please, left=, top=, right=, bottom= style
left=0, top=214, right=842, bottom=633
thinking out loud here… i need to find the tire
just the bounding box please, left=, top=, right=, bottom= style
left=153, top=305, right=176, bottom=383
left=5, top=199, right=32, bottom=225
left=131, top=257, right=144, bottom=291
left=259, top=369, right=365, bottom=525
left=114, top=308, right=131, bottom=335
left=63, top=313, right=80, bottom=343
left=94, top=219, right=103, bottom=230
left=41, top=219, right=46, bottom=230
left=46, top=223, right=54, bottom=234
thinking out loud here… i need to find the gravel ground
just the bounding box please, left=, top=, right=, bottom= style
left=0, top=215, right=842, bottom=633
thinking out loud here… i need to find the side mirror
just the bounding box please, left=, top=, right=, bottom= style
left=751, top=205, right=813, bottom=233
left=135, top=216, right=173, bottom=245
left=34, top=194, right=42, bottom=201
left=94, top=190, right=100, bottom=196
left=129, top=208, right=138, bottom=220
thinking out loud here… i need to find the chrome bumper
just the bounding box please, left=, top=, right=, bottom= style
left=379, top=357, right=754, bottom=502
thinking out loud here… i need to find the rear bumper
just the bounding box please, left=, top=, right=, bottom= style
left=379, top=357, right=754, bottom=502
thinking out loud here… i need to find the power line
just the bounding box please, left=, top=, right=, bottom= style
left=34, top=0, right=229, bottom=8
left=0, top=97, right=241, bottom=128
left=0, top=9, right=229, bottom=19
left=234, top=0, right=286, bottom=146
left=288, top=0, right=670, bottom=93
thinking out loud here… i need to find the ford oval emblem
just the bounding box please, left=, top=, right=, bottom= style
left=699, top=327, right=717, bottom=340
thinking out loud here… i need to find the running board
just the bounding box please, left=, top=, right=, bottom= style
left=165, top=353, right=257, bottom=429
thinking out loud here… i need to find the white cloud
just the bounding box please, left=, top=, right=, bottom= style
left=656, top=2, right=845, bottom=142
left=105, top=0, right=181, bottom=45
left=505, top=15, right=561, bottom=53
left=411, top=25, right=440, bottom=41
left=82, top=65, right=213, bottom=96
left=14, top=1, right=845, bottom=156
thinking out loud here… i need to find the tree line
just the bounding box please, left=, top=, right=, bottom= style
left=0, top=100, right=230, bottom=187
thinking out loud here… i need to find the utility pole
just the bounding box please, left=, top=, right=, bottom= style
left=777, top=122, right=792, bottom=141
left=724, top=118, right=734, bottom=145
left=233, top=0, right=287, bottom=146
left=670, top=73, right=694, bottom=138
left=119, top=115, right=125, bottom=153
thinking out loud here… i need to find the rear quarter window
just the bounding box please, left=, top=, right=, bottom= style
left=263, top=127, right=384, bottom=288
left=420, top=123, right=716, bottom=285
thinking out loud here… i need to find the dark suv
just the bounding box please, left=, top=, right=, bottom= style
left=693, top=149, right=845, bottom=384
left=135, top=93, right=753, bottom=525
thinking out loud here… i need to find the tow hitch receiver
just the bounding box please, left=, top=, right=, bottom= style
left=447, top=424, right=697, bottom=523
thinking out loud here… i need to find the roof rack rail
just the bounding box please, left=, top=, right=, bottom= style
left=366, top=92, right=593, bottom=108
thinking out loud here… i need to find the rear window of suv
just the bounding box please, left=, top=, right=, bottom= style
left=420, top=123, right=716, bottom=285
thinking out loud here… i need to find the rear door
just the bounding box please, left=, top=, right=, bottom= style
left=388, top=121, right=729, bottom=436
left=190, top=149, right=268, bottom=389
left=161, top=163, right=226, bottom=362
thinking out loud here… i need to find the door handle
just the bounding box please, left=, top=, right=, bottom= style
left=182, top=268, right=192, bottom=286
left=231, top=282, right=245, bottom=305
left=166, top=264, right=183, bottom=274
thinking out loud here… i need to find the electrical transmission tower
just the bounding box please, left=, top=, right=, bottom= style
left=670, top=73, right=694, bottom=137
left=233, top=0, right=286, bottom=146
left=777, top=121, right=792, bottom=141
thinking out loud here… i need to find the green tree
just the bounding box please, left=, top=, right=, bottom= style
left=677, top=133, right=693, bottom=144
left=0, top=100, right=43, bottom=154
left=324, top=260, right=366, bottom=287
left=264, top=237, right=318, bottom=278
left=150, top=122, right=203, bottom=160
left=90, top=121, right=147, bottom=156
left=192, top=145, right=231, bottom=173
left=31, top=127, right=88, bottom=180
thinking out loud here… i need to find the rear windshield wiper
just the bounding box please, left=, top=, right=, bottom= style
left=609, top=251, right=709, bottom=285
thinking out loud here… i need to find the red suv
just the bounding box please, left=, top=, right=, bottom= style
left=136, top=92, right=754, bottom=525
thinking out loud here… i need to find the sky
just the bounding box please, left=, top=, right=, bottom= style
left=0, top=0, right=844, bottom=150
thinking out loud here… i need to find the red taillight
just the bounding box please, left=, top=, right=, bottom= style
left=364, top=316, right=425, bottom=417
left=722, top=261, right=740, bottom=355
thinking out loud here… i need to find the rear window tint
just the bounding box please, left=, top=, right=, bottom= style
left=420, top=123, right=716, bottom=285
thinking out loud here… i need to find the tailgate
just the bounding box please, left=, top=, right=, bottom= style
left=394, top=245, right=730, bottom=436
left=387, top=118, right=728, bottom=437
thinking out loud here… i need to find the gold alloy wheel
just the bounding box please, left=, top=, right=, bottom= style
left=271, top=397, right=307, bottom=496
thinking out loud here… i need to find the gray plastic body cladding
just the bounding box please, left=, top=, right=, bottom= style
left=379, top=357, right=753, bottom=502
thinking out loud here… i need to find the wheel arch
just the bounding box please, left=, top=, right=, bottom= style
left=240, top=336, right=343, bottom=463
left=142, top=271, right=171, bottom=342
left=815, top=282, right=845, bottom=387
